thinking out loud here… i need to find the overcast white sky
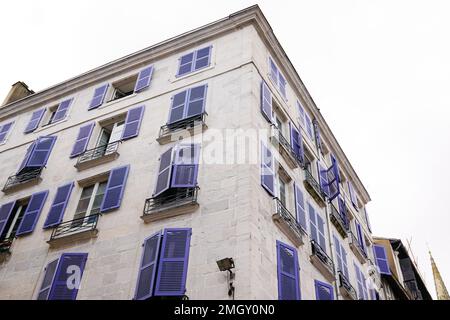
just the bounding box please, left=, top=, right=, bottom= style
left=1, top=0, right=448, bottom=298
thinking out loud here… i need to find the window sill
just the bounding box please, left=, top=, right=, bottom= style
left=171, top=64, right=214, bottom=83
left=99, top=92, right=138, bottom=110
left=157, top=113, right=208, bottom=145
left=35, top=117, right=69, bottom=133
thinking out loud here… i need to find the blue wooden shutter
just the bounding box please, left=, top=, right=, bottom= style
left=312, top=119, right=322, bottom=151
left=0, top=201, right=17, bottom=237
left=305, top=113, right=313, bottom=140
left=261, top=143, right=275, bottom=196
left=16, top=190, right=49, bottom=236
left=43, top=182, right=74, bottom=228
left=168, top=90, right=187, bottom=124
left=338, top=196, right=348, bottom=228
left=296, top=101, right=305, bottom=127
left=37, top=259, right=59, bottom=300
left=24, top=109, right=46, bottom=133
left=342, top=247, right=349, bottom=278
left=194, top=46, right=212, bottom=71
left=289, top=122, right=304, bottom=165
left=261, top=81, right=273, bottom=123
left=153, top=148, right=173, bottom=197
left=48, top=253, right=88, bottom=300
left=89, top=84, right=109, bottom=110
left=333, top=235, right=343, bottom=273
left=171, top=144, right=200, bottom=188
left=314, top=280, right=334, bottom=300
left=355, top=221, right=365, bottom=253
left=155, top=228, right=192, bottom=296
left=318, top=162, right=329, bottom=197
left=373, top=245, right=391, bottom=275
left=134, top=231, right=162, bottom=300
left=294, top=183, right=307, bottom=232
left=0, top=122, right=14, bottom=143
left=316, top=214, right=326, bottom=250
left=177, top=52, right=194, bottom=77
left=134, top=65, right=154, bottom=92
left=52, top=98, right=73, bottom=123
left=277, top=241, right=300, bottom=300
left=122, top=105, right=145, bottom=140
left=70, top=123, right=95, bottom=158
left=100, top=165, right=130, bottom=213
left=24, top=136, right=57, bottom=169
left=348, top=181, right=358, bottom=209
left=326, top=155, right=340, bottom=201
left=185, top=85, right=207, bottom=118
left=308, top=203, right=317, bottom=242
left=364, top=207, right=372, bottom=232
left=17, top=142, right=36, bottom=174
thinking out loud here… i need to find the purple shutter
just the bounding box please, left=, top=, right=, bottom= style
left=314, top=280, right=334, bottom=300
left=37, top=259, right=59, bottom=300
left=134, top=231, right=162, bottom=300
left=294, top=183, right=307, bottom=231
left=317, top=162, right=329, bottom=197
left=17, top=142, right=36, bottom=174
left=308, top=203, right=317, bottom=243
left=70, top=123, right=95, bottom=158
left=355, top=221, right=366, bottom=254
left=0, top=122, right=14, bottom=143
left=278, top=72, right=287, bottom=98
left=177, top=52, right=194, bottom=77
left=25, top=136, right=57, bottom=169
left=326, top=155, right=340, bottom=201
left=364, top=207, right=372, bottom=232
left=0, top=201, right=17, bottom=237
left=24, top=109, right=46, bottom=133
left=185, top=85, right=207, bottom=118
left=43, top=182, right=74, bottom=228
left=289, top=122, right=304, bottom=165
left=100, top=165, right=130, bottom=213
left=122, top=105, right=145, bottom=140
left=154, top=228, right=192, bottom=296
left=296, top=101, right=305, bottom=127
left=168, top=90, right=187, bottom=124
left=269, top=58, right=278, bottom=83
left=89, top=84, right=109, bottom=110
left=134, top=65, right=154, bottom=92
left=261, top=142, right=275, bottom=196
left=153, top=148, right=173, bottom=197
left=348, top=182, right=358, bottom=209
left=48, top=253, right=88, bottom=300
left=338, top=196, right=348, bottom=229
left=261, top=81, right=273, bottom=123
left=333, top=235, right=343, bottom=274
left=374, top=245, right=391, bottom=275
left=312, top=119, right=322, bottom=151
left=52, top=98, right=73, bottom=123
left=305, top=113, right=313, bottom=140
left=316, top=214, right=326, bottom=251
left=16, top=190, right=49, bottom=236
left=342, top=247, right=349, bottom=278
left=277, top=241, right=300, bottom=300
left=194, top=46, right=212, bottom=71
left=171, top=144, right=200, bottom=188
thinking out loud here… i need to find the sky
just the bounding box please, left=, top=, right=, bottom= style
left=1, top=0, right=448, bottom=298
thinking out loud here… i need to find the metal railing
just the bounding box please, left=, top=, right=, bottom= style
left=2, top=167, right=42, bottom=191
left=404, top=279, right=421, bottom=300
left=49, top=214, right=99, bottom=241
left=330, top=203, right=349, bottom=232
left=143, top=187, right=199, bottom=216
left=0, top=236, right=14, bottom=254
left=271, top=125, right=305, bottom=168
left=310, top=239, right=334, bottom=273
left=304, top=168, right=325, bottom=199
left=338, top=271, right=357, bottom=300
left=273, top=197, right=307, bottom=237
left=348, top=231, right=368, bottom=259
left=76, top=141, right=120, bottom=165
left=159, top=113, right=207, bottom=138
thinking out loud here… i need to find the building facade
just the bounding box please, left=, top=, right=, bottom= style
left=0, top=6, right=386, bottom=300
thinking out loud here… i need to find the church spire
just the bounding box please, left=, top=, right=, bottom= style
left=429, top=250, right=449, bottom=300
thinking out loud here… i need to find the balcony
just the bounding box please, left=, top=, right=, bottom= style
left=2, top=168, right=42, bottom=194
left=269, top=125, right=303, bottom=169
left=0, top=236, right=14, bottom=262
left=329, top=203, right=348, bottom=238
left=404, top=279, right=422, bottom=300
left=157, top=113, right=207, bottom=145
left=47, top=214, right=99, bottom=247
left=141, top=187, right=199, bottom=223
left=310, top=240, right=335, bottom=282
left=303, top=169, right=326, bottom=208
left=338, top=271, right=357, bottom=300
left=348, top=231, right=367, bottom=264
left=272, top=198, right=306, bottom=247
left=74, top=142, right=120, bottom=171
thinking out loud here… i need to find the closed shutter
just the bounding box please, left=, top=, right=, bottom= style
left=43, top=182, right=74, bottom=228
left=24, top=109, right=46, bottom=133
left=355, top=221, right=366, bottom=254
left=327, top=154, right=340, bottom=201
left=177, top=52, right=194, bottom=77
left=16, top=190, right=49, bottom=236
left=122, top=105, right=145, bottom=140
left=348, top=181, right=358, bottom=209
left=134, top=65, right=154, bottom=92
left=193, top=46, right=212, bottom=71
left=261, top=143, right=275, bottom=196
left=294, top=183, right=307, bottom=232
left=185, top=85, right=207, bottom=118
left=373, top=245, right=391, bottom=275
left=314, top=280, right=334, bottom=300
left=70, top=123, right=95, bottom=158
left=100, top=165, right=130, bottom=212
left=52, top=98, right=73, bottom=123
left=153, top=148, right=173, bottom=197
left=338, top=196, right=348, bottom=228
left=277, top=241, right=300, bottom=300
left=171, top=144, right=200, bottom=188
left=0, top=201, right=17, bottom=237
left=261, top=81, right=273, bottom=123
left=289, top=122, right=304, bottom=165
left=168, top=90, right=187, bottom=124
left=89, top=84, right=109, bottom=110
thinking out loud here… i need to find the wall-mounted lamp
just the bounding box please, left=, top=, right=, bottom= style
left=216, top=257, right=235, bottom=299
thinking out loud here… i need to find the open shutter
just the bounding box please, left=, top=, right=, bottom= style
left=37, top=259, right=59, bottom=300
left=0, top=122, right=14, bottom=143
left=134, top=231, right=162, bottom=300
left=277, top=241, right=300, bottom=300
left=153, top=148, right=173, bottom=197
left=305, top=113, right=313, bottom=140
left=168, top=90, right=187, bottom=124
left=348, top=182, right=358, bottom=209
left=326, top=155, right=340, bottom=201
left=308, top=203, right=318, bottom=243
left=314, top=280, right=334, bottom=300
left=122, top=105, right=145, bottom=140
left=43, top=182, right=74, bottom=228
left=312, top=119, right=322, bottom=151
left=171, top=144, right=200, bottom=188
left=374, top=245, right=391, bottom=275
left=89, top=84, right=109, bottom=110
left=364, top=207, right=372, bottom=232
left=100, top=165, right=130, bottom=212
left=48, top=253, right=88, bottom=300
left=134, top=65, right=154, bottom=92
left=261, top=143, right=275, bottom=196
left=17, top=142, right=36, bottom=174
left=342, top=247, right=349, bottom=278
left=185, top=84, right=207, bottom=118
left=25, top=109, right=46, bottom=133
left=355, top=221, right=366, bottom=254
left=289, top=122, right=304, bottom=165
left=294, top=183, right=307, bottom=231
left=0, top=201, right=17, bottom=237
left=25, top=136, right=57, bottom=169
left=52, top=98, right=73, bottom=123
left=338, top=196, right=348, bottom=229
left=70, top=123, right=95, bottom=158
left=155, top=228, right=192, bottom=296
left=318, top=162, right=329, bottom=197
left=16, top=190, right=49, bottom=236
left=296, top=101, right=305, bottom=128
left=261, top=81, right=273, bottom=123
left=316, top=214, right=326, bottom=251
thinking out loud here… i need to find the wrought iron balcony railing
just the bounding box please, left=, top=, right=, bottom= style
left=2, top=167, right=43, bottom=192
left=348, top=231, right=368, bottom=261
left=310, top=239, right=334, bottom=275
left=272, top=197, right=306, bottom=246
left=159, top=113, right=207, bottom=139
left=0, top=236, right=14, bottom=254
left=338, top=271, right=357, bottom=300
left=76, top=141, right=120, bottom=167
left=49, top=214, right=99, bottom=242
left=143, top=187, right=199, bottom=218
left=270, top=125, right=305, bottom=168
left=329, top=203, right=349, bottom=238
left=303, top=168, right=326, bottom=207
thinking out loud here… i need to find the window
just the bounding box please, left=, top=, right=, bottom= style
left=109, top=75, right=138, bottom=102
left=308, top=202, right=326, bottom=251
left=17, top=136, right=57, bottom=175
left=373, top=245, right=390, bottom=275
left=43, top=99, right=73, bottom=125
left=354, top=263, right=368, bottom=300
left=348, top=181, right=358, bottom=210
left=261, top=142, right=275, bottom=196
left=278, top=177, right=287, bottom=207
left=269, top=57, right=287, bottom=99
left=333, top=235, right=349, bottom=279
left=0, top=121, right=14, bottom=144
left=135, top=228, right=192, bottom=300
left=177, top=46, right=212, bottom=77
left=0, top=201, right=28, bottom=243
left=24, top=109, right=45, bottom=133
left=71, top=181, right=107, bottom=228
left=276, top=241, right=301, bottom=300
left=168, top=84, right=207, bottom=125
left=294, top=183, right=307, bottom=232
left=314, top=280, right=334, bottom=300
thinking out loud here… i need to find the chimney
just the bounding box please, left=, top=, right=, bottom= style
left=2, top=81, right=35, bottom=106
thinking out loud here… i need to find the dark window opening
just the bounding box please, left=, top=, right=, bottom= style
left=110, top=75, right=138, bottom=102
